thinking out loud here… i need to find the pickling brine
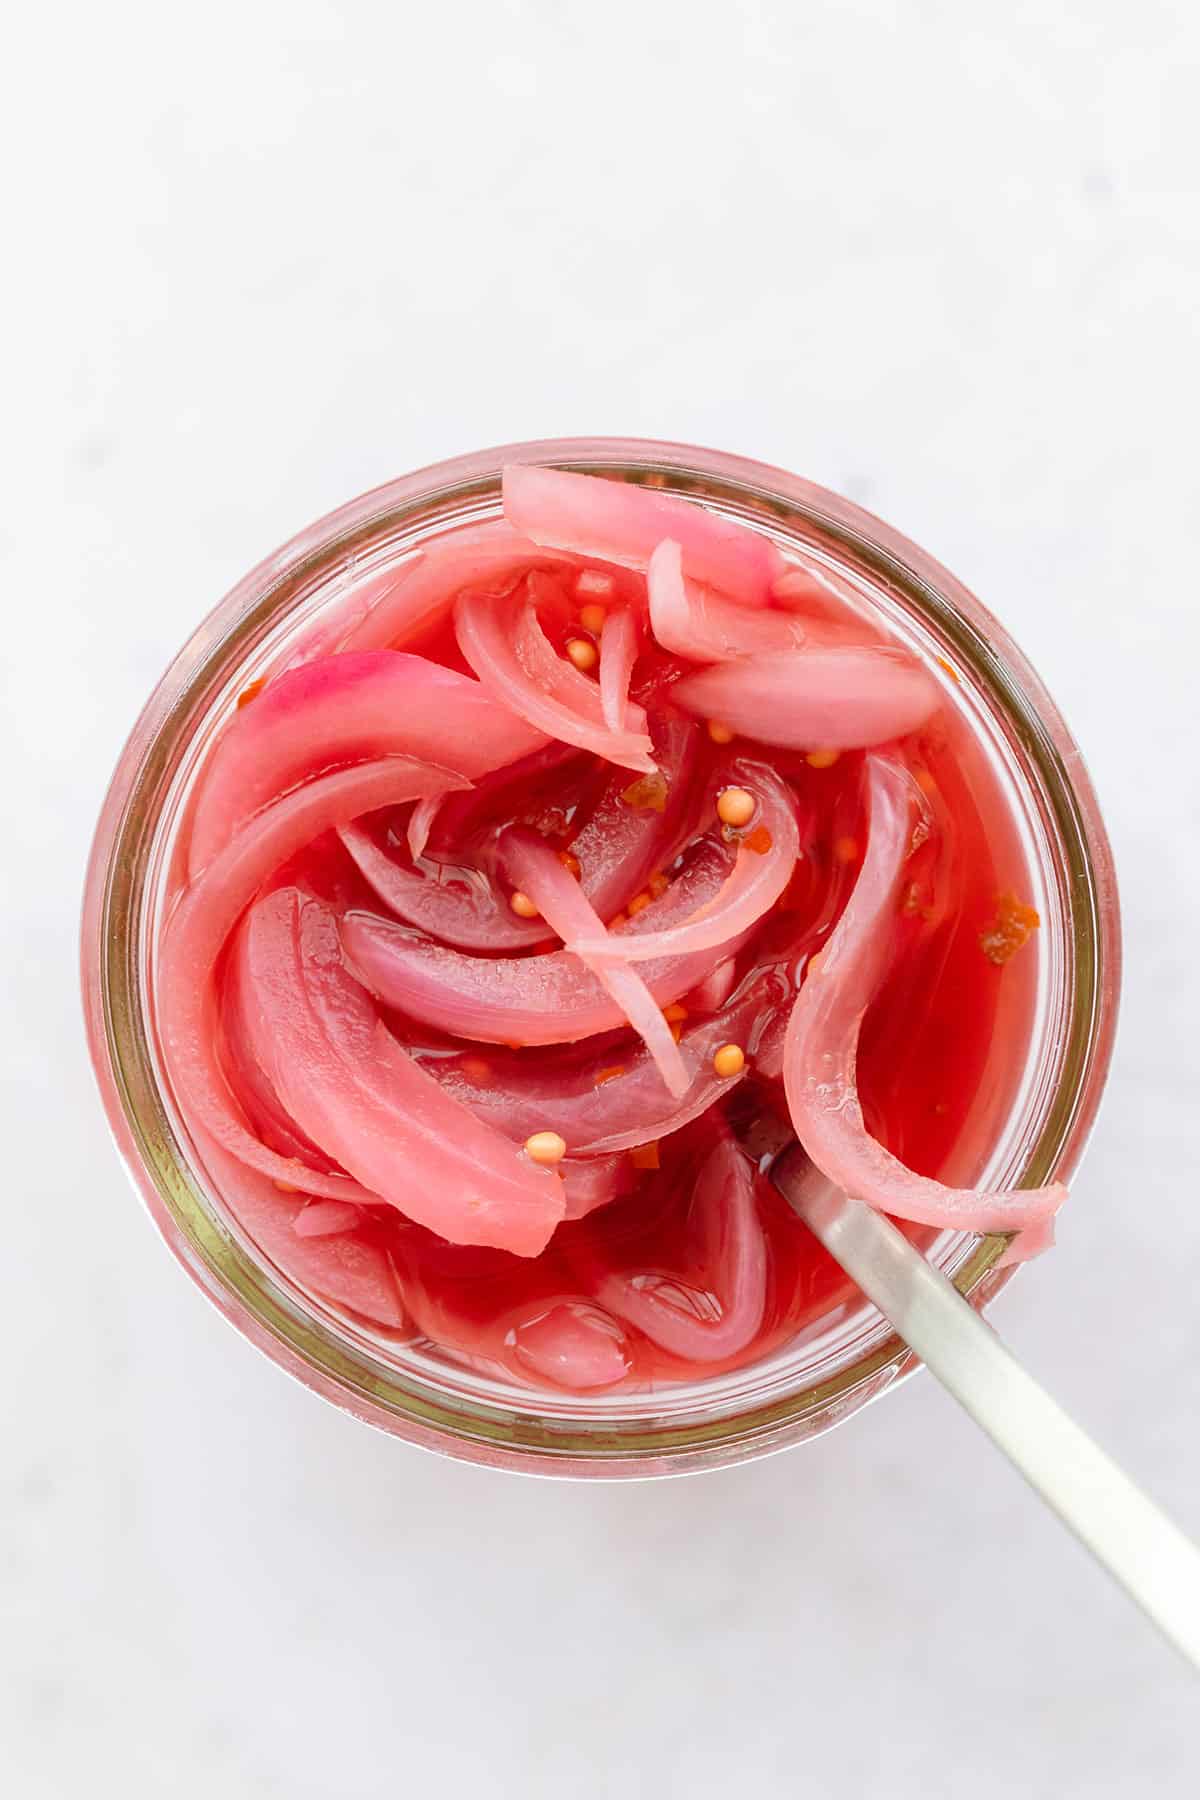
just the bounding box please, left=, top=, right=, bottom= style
left=158, top=466, right=1055, bottom=1392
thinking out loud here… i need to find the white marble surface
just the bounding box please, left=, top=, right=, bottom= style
left=5, top=2, right=1199, bottom=1792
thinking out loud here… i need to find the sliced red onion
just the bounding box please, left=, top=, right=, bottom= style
left=593, top=1137, right=767, bottom=1362
left=160, top=756, right=467, bottom=1200
left=560, top=1154, right=634, bottom=1221
left=397, top=1244, right=631, bottom=1391
left=456, top=582, right=656, bottom=773
left=340, top=839, right=745, bottom=1049
left=420, top=968, right=789, bottom=1155
left=647, top=539, right=807, bottom=662
left=188, top=651, right=544, bottom=876
left=503, top=464, right=784, bottom=603
left=292, top=1199, right=364, bottom=1239
left=672, top=648, right=940, bottom=751
left=599, top=607, right=639, bottom=732
left=339, top=520, right=559, bottom=654
left=406, top=795, right=443, bottom=862
left=783, top=756, right=1066, bottom=1234
left=499, top=826, right=690, bottom=1097
left=570, top=760, right=800, bottom=965
left=338, top=821, right=552, bottom=953
left=239, top=889, right=565, bottom=1256
left=565, top=713, right=700, bottom=922
left=197, top=1131, right=404, bottom=1328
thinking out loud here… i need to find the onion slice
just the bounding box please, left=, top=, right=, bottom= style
left=239, top=889, right=566, bottom=1256
left=421, top=967, right=790, bottom=1155
left=593, top=1136, right=767, bottom=1362
left=196, top=1132, right=404, bottom=1327
left=498, top=826, right=689, bottom=1097
left=160, top=756, right=468, bottom=1200
left=187, top=651, right=543, bottom=876
left=456, top=583, right=655, bottom=773
left=340, top=839, right=747, bottom=1050
left=647, top=539, right=806, bottom=662
left=783, top=756, right=1066, bottom=1234
left=571, top=760, right=799, bottom=964
left=339, top=520, right=558, bottom=654
left=338, top=821, right=551, bottom=953
left=672, top=648, right=940, bottom=750
left=598, top=607, right=639, bottom=732
left=503, top=464, right=784, bottom=603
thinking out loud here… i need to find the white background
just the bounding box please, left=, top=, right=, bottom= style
left=3, top=3, right=1198, bottom=1793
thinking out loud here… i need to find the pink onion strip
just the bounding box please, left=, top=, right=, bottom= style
left=160, top=756, right=468, bottom=1200
left=783, top=756, right=1066, bottom=1234
left=647, top=539, right=806, bottom=663
left=598, top=607, right=639, bottom=732
left=187, top=651, right=544, bottom=876
left=672, top=648, right=940, bottom=751
left=340, top=839, right=744, bottom=1050
left=503, top=464, right=784, bottom=603
left=571, top=762, right=799, bottom=964
left=240, top=890, right=566, bottom=1257
left=594, top=1137, right=767, bottom=1362
left=456, top=585, right=655, bottom=773
left=499, top=827, right=690, bottom=1098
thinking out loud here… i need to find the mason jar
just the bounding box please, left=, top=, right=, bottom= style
left=81, top=436, right=1120, bottom=1477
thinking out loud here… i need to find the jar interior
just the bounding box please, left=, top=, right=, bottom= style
left=95, top=448, right=1109, bottom=1470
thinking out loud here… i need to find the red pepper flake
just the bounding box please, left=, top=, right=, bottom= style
left=595, top=1065, right=626, bottom=1087
left=648, top=870, right=669, bottom=897
left=460, top=1057, right=494, bottom=1085
left=557, top=849, right=582, bottom=878
left=914, top=767, right=938, bottom=797
left=627, top=891, right=653, bottom=916
left=936, top=657, right=961, bottom=684
left=979, top=891, right=1040, bottom=965
left=741, top=824, right=774, bottom=855
left=834, top=835, right=860, bottom=864
left=237, top=677, right=266, bottom=709
left=621, top=772, right=669, bottom=813
left=630, top=1142, right=660, bottom=1170
left=504, top=1039, right=525, bottom=1051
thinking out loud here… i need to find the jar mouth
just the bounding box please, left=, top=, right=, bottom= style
left=81, top=437, right=1121, bottom=1478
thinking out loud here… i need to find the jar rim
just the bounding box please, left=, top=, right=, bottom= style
left=81, top=436, right=1121, bottom=1478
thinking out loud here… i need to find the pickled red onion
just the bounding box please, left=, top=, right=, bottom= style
left=339, top=520, right=563, bottom=655
left=187, top=651, right=544, bottom=876
left=240, top=889, right=565, bottom=1256
left=783, top=756, right=1066, bottom=1235
left=406, top=795, right=443, bottom=862
left=570, top=761, right=800, bottom=965
left=593, top=1136, right=767, bottom=1361
left=503, top=464, right=784, bottom=603
left=599, top=607, right=639, bottom=732
left=560, top=1154, right=635, bottom=1221
left=422, top=968, right=789, bottom=1155
left=672, top=649, right=939, bottom=751
left=337, top=821, right=551, bottom=953
left=160, top=756, right=468, bottom=1200
left=456, top=583, right=656, bottom=774
left=647, top=539, right=806, bottom=662
left=197, top=1132, right=404, bottom=1328
left=498, top=825, right=690, bottom=1097
left=340, top=839, right=743, bottom=1050
left=292, top=1199, right=364, bottom=1239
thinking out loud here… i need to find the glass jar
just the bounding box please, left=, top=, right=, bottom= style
left=81, top=437, right=1120, bottom=1477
